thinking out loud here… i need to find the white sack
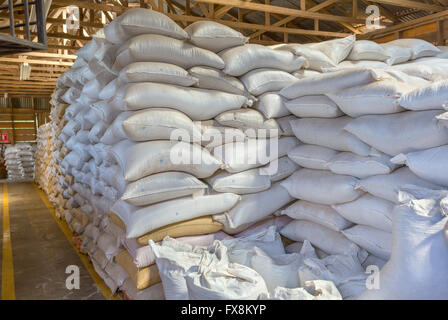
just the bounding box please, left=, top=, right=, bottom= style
left=240, top=68, right=298, bottom=96
left=287, top=144, right=339, bottom=170
left=332, top=194, right=394, bottom=232
left=185, top=21, right=249, bottom=52
left=281, top=200, right=353, bottom=232
left=104, top=8, right=188, bottom=44
left=213, top=137, right=299, bottom=173
left=126, top=193, right=240, bottom=238
left=328, top=152, right=397, bottom=179
left=398, top=80, right=448, bottom=111
left=118, top=62, right=198, bottom=87
left=121, top=108, right=201, bottom=142
left=220, top=44, right=306, bottom=76
left=111, top=82, right=247, bottom=121
left=113, top=34, right=224, bottom=71
left=308, top=35, right=355, bottom=64
left=342, top=225, right=392, bottom=260
left=344, top=110, right=448, bottom=156
left=391, top=145, right=448, bottom=186
left=356, top=167, right=442, bottom=204
left=111, top=140, right=223, bottom=181
left=255, top=92, right=290, bottom=119
left=290, top=117, right=373, bottom=156
left=122, top=172, right=208, bottom=206
left=280, top=220, right=367, bottom=260
left=358, top=187, right=448, bottom=299
left=347, top=40, right=389, bottom=61
left=385, top=39, right=441, bottom=60
left=281, top=169, right=363, bottom=205
left=207, top=168, right=271, bottom=194
left=285, top=95, right=343, bottom=118
left=213, top=183, right=293, bottom=232
left=280, top=68, right=381, bottom=99
left=327, top=80, right=411, bottom=117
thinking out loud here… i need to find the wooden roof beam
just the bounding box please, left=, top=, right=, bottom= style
left=367, top=0, right=444, bottom=11
left=194, top=0, right=366, bottom=23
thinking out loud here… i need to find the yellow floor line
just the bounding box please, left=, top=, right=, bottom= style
left=1, top=183, right=15, bottom=300
left=34, top=184, right=119, bottom=300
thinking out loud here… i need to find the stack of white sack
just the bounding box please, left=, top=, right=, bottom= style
left=5, top=143, right=35, bottom=181
left=276, top=37, right=448, bottom=299
left=4, top=145, right=23, bottom=180
left=44, top=7, right=448, bottom=299
left=275, top=36, right=448, bottom=77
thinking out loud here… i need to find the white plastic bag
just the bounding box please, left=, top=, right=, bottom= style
left=332, top=194, right=393, bottom=232
left=281, top=169, right=363, bottom=205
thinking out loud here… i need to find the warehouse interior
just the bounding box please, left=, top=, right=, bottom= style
left=0, top=0, right=447, bottom=301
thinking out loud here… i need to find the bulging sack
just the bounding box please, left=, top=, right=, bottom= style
left=185, top=21, right=249, bottom=52
left=347, top=40, right=389, bottom=61
left=104, top=8, right=189, bottom=44
left=342, top=225, right=392, bottom=260
left=344, top=110, right=448, bottom=156
left=220, top=44, right=307, bottom=76
left=358, top=187, right=448, bottom=300
left=111, top=82, right=247, bottom=121
left=281, top=200, right=353, bottom=232
left=240, top=68, right=298, bottom=96
left=275, top=44, right=337, bottom=71
left=255, top=92, right=290, bottom=119
left=113, top=34, right=224, bottom=71
left=327, top=152, right=397, bottom=179
left=215, top=109, right=279, bottom=135
left=118, top=62, right=198, bottom=87
left=280, top=169, right=363, bottom=205
left=121, top=108, right=202, bottom=142
left=398, top=80, right=448, bottom=111
left=332, top=194, right=394, bottom=232
left=213, top=137, right=299, bottom=173
left=206, top=168, right=271, bottom=194
left=121, top=172, right=208, bottom=207
left=326, top=80, right=411, bottom=117
left=355, top=167, right=442, bottom=204
left=280, top=220, right=367, bottom=260
left=381, top=44, right=412, bottom=65
left=287, top=144, right=339, bottom=170
left=111, top=140, right=223, bottom=181
left=290, top=117, right=373, bottom=156
left=280, top=68, right=381, bottom=99
left=188, top=66, right=250, bottom=98
left=391, top=145, right=448, bottom=186
left=384, top=38, right=441, bottom=60
left=213, top=183, right=293, bottom=232
left=307, top=35, right=356, bottom=64
left=185, top=255, right=268, bottom=300
left=259, top=156, right=300, bottom=182
left=285, top=95, right=343, bottom=118
left=126, top=193, right=240, bottom=238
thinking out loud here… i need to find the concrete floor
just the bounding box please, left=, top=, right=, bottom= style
left=0, top=182, right=105, bottom=300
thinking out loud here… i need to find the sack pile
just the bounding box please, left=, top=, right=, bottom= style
left=41, top=7, right=448, bottom=300
left=277, top=36, right=448, bottom=298
left=4, top=143, right=35, bottom=181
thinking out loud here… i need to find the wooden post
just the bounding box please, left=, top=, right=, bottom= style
left=437, top=20, right=444, bottom=46
left=265, top=0, right=270, bottom=26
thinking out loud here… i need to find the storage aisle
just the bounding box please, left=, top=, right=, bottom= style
left=0, top=181, right=108, bottom=300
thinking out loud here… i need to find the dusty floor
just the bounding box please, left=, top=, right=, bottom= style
left=0, top=182, right=106, bottom=300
